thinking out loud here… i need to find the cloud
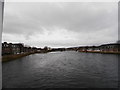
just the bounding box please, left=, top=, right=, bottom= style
left=2, top=2, right=118, bottom=47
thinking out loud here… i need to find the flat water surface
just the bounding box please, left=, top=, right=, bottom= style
left=2, top=51, right=118, bottom=88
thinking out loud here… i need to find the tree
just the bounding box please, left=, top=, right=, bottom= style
left=44, top=46, right=48, bottom=51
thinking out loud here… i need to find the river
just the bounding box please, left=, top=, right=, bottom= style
left=2, top=51, right=118, bottom=88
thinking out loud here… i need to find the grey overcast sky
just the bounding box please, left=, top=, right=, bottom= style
left=2, top=2, right=118, bottom=48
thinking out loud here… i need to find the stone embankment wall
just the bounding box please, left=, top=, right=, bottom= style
left=2, top=52, right=35, bottom=62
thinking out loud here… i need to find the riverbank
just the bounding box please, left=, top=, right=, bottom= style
left=2, top=52, right=35, bottom=62
left=78, top=50, right=120, bottom=54
left=2, top=50, right=51, bottom=62
left=2, top=50, right=120, bottom=62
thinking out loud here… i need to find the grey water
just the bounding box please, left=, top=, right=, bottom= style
left=2, top=51, right=118, bottom=88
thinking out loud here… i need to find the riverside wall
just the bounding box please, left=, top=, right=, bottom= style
left=2, top=52, right=35, bottom=62
left=2, top=50, right=50, bottom=62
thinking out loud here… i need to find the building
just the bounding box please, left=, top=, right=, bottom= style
left=100, top=43, right=120, bottom=52
left=2, top=42, right=31, bottom=56
left=2, top=42, right=11, bottom=55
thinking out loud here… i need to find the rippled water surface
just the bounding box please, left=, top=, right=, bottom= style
left=2, top=51, right=118, bottom=88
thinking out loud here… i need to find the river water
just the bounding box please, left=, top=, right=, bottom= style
left=2, top=51, right=118, bottom=88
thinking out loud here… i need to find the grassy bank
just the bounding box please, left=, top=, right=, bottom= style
left=2, top=52, right=35, bottom=62
left=78, top=51, right=120, bottom=54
